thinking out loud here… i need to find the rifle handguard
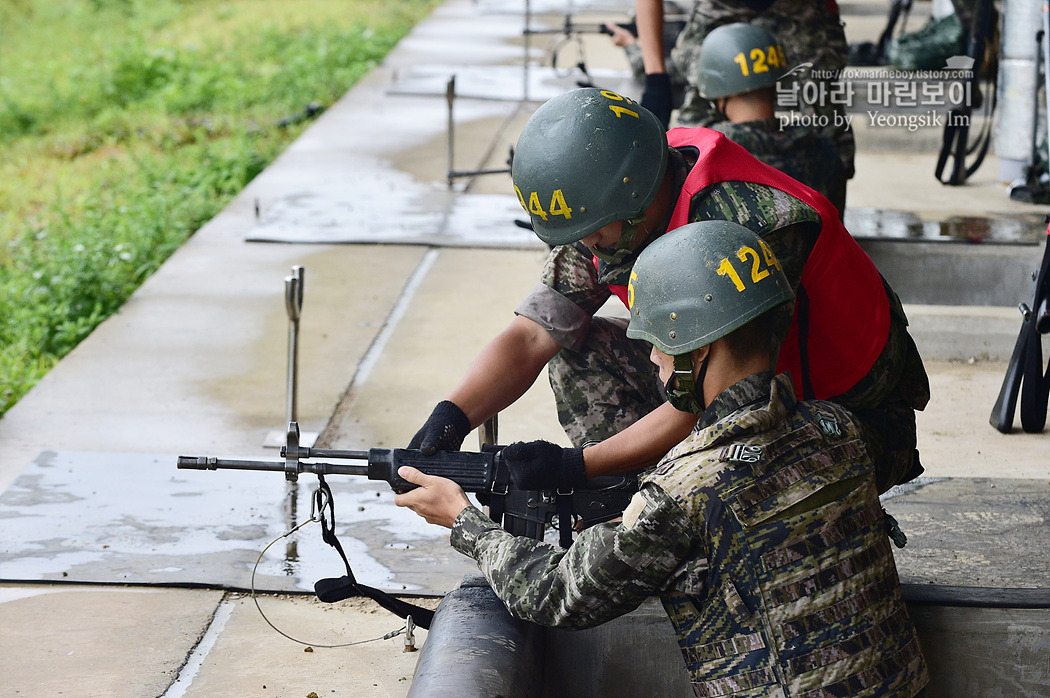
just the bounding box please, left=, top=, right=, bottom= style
left=369, top=449, right=501, bottom=493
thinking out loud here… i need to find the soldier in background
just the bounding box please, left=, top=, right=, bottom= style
left=634, top=0, right=855, bottom=191
left=396, top=221, right=930, bottom=698
left=603, top=1, right=689, bottom=109
left=697, top=22, right=848, bottom=214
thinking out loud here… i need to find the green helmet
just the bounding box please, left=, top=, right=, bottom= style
left=696, top=23, right=787, bottom=100
left=511, top=88, right=668, bottom=246
left=626, top=220, right=793, bottom=356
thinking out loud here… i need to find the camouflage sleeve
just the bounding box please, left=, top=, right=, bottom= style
left=450, top=484, right=699, bottom=630
left=623, top=41, right=646, bottom=83
left=514, top=283, right=592, bottom=351
left=539, top=244, right=613, bottom=315
left=514, top=244, right=612, bottom=350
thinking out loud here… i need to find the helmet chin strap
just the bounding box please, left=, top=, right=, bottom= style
left=590, top=215, right=645, bottom=265
left=713, top=98, right=728, bottom=120
left=665, top=353, right=707, bottom=414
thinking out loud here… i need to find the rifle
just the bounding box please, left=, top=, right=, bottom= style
left=524, top=13, right=688, bottom=87
left=177, top=422, right=638, bottom=627
left=990, top=222, right=1050, bottom=433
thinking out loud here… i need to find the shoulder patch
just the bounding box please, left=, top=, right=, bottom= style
left=719, top=443, right=764, bottom=464
left=817, top=415, right=842, bottom=437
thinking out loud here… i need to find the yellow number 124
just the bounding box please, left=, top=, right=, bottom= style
left=716, top=242, right=782, bottom=292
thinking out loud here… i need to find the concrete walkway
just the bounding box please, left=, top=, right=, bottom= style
left=1, top=0, right=1049, bottom=696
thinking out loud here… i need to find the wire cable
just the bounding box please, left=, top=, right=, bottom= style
left=249, top=515, right=407, bottom=648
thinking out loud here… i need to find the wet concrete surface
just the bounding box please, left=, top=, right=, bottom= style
left=0, top=450, right=474, bottom=594
left=0, top=0, right=1048, bottom=695
left=848, top=208, right=1049, bottom=244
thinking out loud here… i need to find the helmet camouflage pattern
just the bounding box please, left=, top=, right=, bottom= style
left=626, top=220, right=793, bottom=355
left=511, top=88, right=668, bottom=246
left=696, top=23, right=788, bottom=100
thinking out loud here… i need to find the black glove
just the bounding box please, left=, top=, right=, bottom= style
left=503, top=440, right=586, bottom=491
left=409, top=401, right=471, bottom=455
left=640, top=73, right=673, bottom=130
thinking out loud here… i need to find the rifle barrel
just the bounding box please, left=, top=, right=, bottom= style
left=177, top=455, right=369, bottom=477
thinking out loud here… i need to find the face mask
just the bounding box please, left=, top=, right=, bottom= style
left=664, top=353, right=707, bottom=414
left=589, top=217, right=645, bottom=266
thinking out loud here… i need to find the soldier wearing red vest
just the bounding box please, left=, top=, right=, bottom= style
left=408, top=87, right=928, bottom=494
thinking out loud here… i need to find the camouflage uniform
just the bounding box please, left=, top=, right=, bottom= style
left=516, top=147, right=929, bottom=490
left=671, top=0, right=856, bottom=180
left=709, top=117, right=846, bottom=215
left=451, top=371, right=930, bottom=697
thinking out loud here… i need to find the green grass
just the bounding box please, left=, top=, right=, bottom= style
left=0, top=0, right=440, bottom=416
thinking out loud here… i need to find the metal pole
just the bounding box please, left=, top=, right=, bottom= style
left=446, top=75, right=456, bottom=190
left=262, top=266, right=316, bottom=450
left=284, top=266, right=304, bottom=425
left=283, top=268, right=304, bottom=567
left=445, top=74, right=512, bottom=185
left=479, top=415, right=498, bottom=449
left=523, top=0, right=531, bottom=102
left=479, top=414, right=497, bottom=523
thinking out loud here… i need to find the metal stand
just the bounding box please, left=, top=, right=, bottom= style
left=478, top=414, right=498, bottom=449
left=445, top=76, right=513, bottom=189
left=479, top=414, right=498, bottom=523
left=284, top=266, right=304, bottom=425
left=264, top=266, right=318, bottom=448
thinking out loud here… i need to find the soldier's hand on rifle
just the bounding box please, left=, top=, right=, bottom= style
left=409, top=400, right=472, bottom=455
left=394, top=466, right=472, bottom=528
left=504, top=440, right=587, bottom=491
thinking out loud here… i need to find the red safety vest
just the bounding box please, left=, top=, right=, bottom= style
left=602, top=127, right=889, bottom=400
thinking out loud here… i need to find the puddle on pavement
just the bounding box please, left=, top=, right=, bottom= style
left=0, top=450, right=476, bottom=595
left=846, top=208, right=1048, bottom=244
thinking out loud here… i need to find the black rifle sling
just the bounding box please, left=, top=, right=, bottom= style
left=557, top=493, right=574, bottom=548
left=1019, top=232, right=1050, bottom=432
left=1019, top=319, right=1050, bottom=432
left=312, top=476, right=435, bottom=629
left=991, top=224, right=1050, bottom=433
left=935, top=105, right=995, bottom=186
left=989, top=319, right=1029, bottom=433
left=934, top=117, right=963, bottom=185
left=935, top=0, right=997, bottom=185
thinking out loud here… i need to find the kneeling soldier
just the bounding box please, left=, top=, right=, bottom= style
left=396, top=221, right=929, bottom=698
